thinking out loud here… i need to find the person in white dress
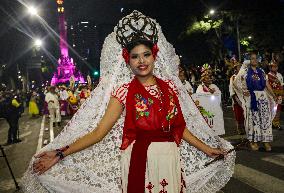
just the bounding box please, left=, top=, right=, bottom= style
left=45, top=86, right=61, bottom=127
left=233, top=52, right=277, bottom=151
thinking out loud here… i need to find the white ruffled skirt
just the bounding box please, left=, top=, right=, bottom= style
left=121, top=142, right=186, bottom=193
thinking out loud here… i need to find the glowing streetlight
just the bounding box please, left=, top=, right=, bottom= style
left=34, top=39, right=43, bottom=47
left=209, top=9, right=215, bottom=15
left=27, top=6, right=39, bottom=16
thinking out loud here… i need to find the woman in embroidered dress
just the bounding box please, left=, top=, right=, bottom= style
left=267, top=61, right=283, bottom=130
left=233, top=52, right=277, bottom=151
left=23, top=11, right=235, bottom=193
left=229, top=63, right=245, bottom=135
left=196, top=65, right=221, bottom=95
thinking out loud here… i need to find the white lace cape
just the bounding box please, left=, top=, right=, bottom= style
left=22, top=17, right=235, bottom=193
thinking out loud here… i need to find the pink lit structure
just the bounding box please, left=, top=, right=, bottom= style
left=51, top=0, right=85, bottom=85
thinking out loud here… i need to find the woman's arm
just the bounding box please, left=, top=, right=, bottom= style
left=182, top=128, right=224, bottom=157
left=33, top=97, right=123, bottom=174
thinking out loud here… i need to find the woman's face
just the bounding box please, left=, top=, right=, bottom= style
left=250, top=54, right=258, bottom=67
left=271, top=65, right=278, bottom=72
left=203, top=77, right=212, bottom=85
left=128, top=44, right=155, bottom=77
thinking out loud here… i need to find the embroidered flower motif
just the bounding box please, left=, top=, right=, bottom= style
left=252, top=73, right=260, bottom=81
left=135, top=94, right=153, bottom=119
left=146, top=182, right=154, bottom=193
left=135, top=100, right=148, bottom=112
left=166, top=95, right=178, bottom=121
left=159, top=179, right=168, bottom=193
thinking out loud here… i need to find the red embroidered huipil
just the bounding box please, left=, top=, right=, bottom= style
left=118, top=76, right=186, bottom=193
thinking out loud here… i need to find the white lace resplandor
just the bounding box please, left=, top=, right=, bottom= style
left=22, top=11, right=235, bottom=193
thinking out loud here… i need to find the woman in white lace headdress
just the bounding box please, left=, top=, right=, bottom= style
left=233, top=52, right=277, bottom=152
left=23, top=11, right=235, bottom=193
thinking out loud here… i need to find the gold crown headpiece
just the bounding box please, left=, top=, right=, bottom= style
left=115, top=11, right=158, bottom=48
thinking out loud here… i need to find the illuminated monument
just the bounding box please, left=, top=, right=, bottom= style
left=51, top=0, right=84, bottom=85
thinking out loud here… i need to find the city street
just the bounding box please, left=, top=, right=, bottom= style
left=1, top=0, right=284, bottom=192
left=0, top=107, right=283, bottom=193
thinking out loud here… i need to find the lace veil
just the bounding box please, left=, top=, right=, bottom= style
left=22, top=11, right=235, bottom=193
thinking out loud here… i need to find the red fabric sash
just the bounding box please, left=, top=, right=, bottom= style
left=127, top=130, right=174, bottom=193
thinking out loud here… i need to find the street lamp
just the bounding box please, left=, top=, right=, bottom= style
left=209, top=9, right=215, bottom=15
left=27, top=6, right=39, bottom=16
left=34, top=39, right=43, bottom=48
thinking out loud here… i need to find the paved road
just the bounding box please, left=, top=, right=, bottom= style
left=0, top=107, right=283, bottom=193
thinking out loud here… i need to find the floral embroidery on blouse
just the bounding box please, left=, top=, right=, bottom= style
left=166, top=95, right=178, bottom=121
left=111, top=80, right=179, bottom=107
left=252, top=73, right=261, bottom=81
left=135, top=94, right=154, bottom=119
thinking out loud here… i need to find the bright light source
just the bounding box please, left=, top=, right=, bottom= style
left=81, top=21, right=89, bottom=24
left=209, top=9, right=215, bottom=15
left=34, top=39, right=43, bottom=47
left=18, top=76, right=22, bottom=79
left=27, top=6, right=38, bottom=16
left=121, top=8, right=124, bottom=12
left=248, top=36, right=252, bottom=39
left=18, top=71, right=21, bottom=74
left=179, top=55, right=182, bottom=58
left=93, top=71, right=99, bottom=76
left=273, top=105, right=278, bottom=112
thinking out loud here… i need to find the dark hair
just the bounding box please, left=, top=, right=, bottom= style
left=179, top=64, right=189, bottom=80
left=126, top=39, right=154, bottom=52
left=250, top=51, right=258, bottom=56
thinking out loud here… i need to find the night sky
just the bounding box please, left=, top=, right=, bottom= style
left=0, top=0, right=284, bottom=82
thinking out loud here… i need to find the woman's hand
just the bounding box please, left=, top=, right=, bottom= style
left=33, top=151, right=60, bottom=175
left=204, top=147, right=227, bottom=158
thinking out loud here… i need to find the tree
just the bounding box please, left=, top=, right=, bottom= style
left=180, top=0, right=284, bottom=65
